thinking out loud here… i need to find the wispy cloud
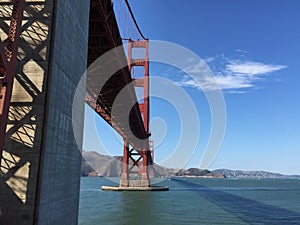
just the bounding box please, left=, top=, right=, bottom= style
left=203, top=57, right=215, bottom=63
left=226, top=61, right=287, bottom=76
left=175, top=53, right=287, bottom=93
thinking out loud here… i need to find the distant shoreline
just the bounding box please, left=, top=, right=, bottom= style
left=81, top=150, right=300, bottom=179
left=173, top=175, right=226, bottom=179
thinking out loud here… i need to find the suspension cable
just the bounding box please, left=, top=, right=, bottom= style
left=124, top=0, right=148, bottom=40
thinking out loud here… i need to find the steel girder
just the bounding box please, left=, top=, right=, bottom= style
left=0, top=0, right=25, bottom=157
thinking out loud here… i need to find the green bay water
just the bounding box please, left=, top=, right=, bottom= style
left=79, top=177, right=300, bottom=225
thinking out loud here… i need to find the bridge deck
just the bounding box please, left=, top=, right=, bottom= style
left=86, top=0, right=149, bottom=151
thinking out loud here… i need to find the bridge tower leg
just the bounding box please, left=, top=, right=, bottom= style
left=120, top=39, right=153, bottom=187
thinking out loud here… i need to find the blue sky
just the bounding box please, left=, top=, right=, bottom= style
left=84, top=0, right=300, bottom=174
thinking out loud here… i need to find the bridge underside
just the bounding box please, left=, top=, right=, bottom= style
left=87, top=0, right=149, bottom=146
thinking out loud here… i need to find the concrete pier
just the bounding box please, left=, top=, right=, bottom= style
left=102, top=179, right=169, bottom=191
left=120, top=179, right=150, bottom=187
left=101, top=185, right=169, bottom=191
left=0, top=0, right=89, bottom=224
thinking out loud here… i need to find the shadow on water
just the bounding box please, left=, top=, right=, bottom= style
left=119, top=191, right=159, bottom=225
left=172, top=178, right=300, bottom=225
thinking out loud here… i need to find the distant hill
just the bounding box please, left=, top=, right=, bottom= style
left=175, top=168, right=225, bottom=178
left=81, top=151, right=123, bottom=177
left=212, top=169, right=300, bottom=179
left=81, top=150, right=178, bottom=177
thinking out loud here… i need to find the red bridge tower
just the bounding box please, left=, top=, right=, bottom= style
left=120, top=39, right=153, bottom=187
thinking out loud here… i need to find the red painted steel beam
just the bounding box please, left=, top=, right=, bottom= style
left=0, top=0, right=25, bottom=157
left=121, top=141, right=129, bottom=181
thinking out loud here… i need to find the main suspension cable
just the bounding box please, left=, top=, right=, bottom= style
left=124, top=0, right=148, bottom=40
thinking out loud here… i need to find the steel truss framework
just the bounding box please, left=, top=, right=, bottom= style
left=0, top=0, right=25, bottom=156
